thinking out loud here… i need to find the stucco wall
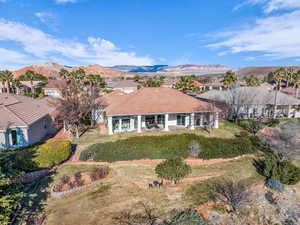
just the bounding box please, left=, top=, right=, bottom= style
left=114, top=87, right=137, bottom=94
left=0, top=131, right=7, bottom=149
left=27, top=115, right=56, bottom=145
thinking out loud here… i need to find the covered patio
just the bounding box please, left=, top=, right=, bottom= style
left=102, top=87, right=220, bottom=135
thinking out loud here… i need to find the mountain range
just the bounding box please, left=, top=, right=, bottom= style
left=10, top=62, right=300, bottom=80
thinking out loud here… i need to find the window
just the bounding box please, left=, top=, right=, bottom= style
left=177, top=115, right=185, bottom=126
left=11, top=130, right=18, bottom=146
left=157, top=115, right=165, bottom=125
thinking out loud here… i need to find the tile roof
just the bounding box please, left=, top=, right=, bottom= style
left=198, top=87, right=300, bottom=106
left=108, top=80, right=139, bottom=88
left=0, top=94, right=56, bottom=130
left=44, top=80, right=67, bottom=89
left=105, top=87, right=217, bottom=116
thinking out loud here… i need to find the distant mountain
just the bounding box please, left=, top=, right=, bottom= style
left=237, top=66, right=300, bottom=78
left=111, top=64, right=232, bottom=76
left=12, top=62, right=132, bottom=79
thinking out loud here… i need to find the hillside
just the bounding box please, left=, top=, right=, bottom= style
left=12, top=62, right=132, bottom=79
left=111, top=64, right=232, bottom=75
left=237, top=66, right=300, bottom=78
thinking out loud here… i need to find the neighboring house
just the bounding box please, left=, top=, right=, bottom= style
left=0, top=94, right=57, bottom=149
left=44, top=80, right=67, bottom=98
left=281, top=87, right=300, bottom=99
left=198, top=87, right=300, bottom=119
left=203, top=82, right=224, bottom=91
left=100, top=87, right=219, bottom=135
left=107, top=80, right=140, bottom=93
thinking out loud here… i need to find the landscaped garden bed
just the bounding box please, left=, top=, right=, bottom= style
left=80, top=134, right=257, bottom=162
left=52, top=166, right=112, bottom=197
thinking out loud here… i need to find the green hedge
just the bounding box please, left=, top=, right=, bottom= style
left=12, top=140, right=72, bottom=171
left=80, top=134, right=256, bottom=162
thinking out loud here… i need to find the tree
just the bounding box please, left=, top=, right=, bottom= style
left=0, top=152, right=25, bottom=225
left=244, top=74, right=261, bottom=87
left=272, top=68, right=285, bottom=118
left=285, top=67, right=295, bottom=87
left=222, top=70, right=237, bottom=88
left=0, top=70, right=15, bottom=93
left=155, top=158, right=191, bottom=186
left=145, top=79, right=161, bottom=87
left=19, top=70, right=47, bottom=95
left=211, top=179, right=251, bottom=212
left=133, top=74, right=141, bottom=82
left=53, top=69, right=102, bottom=138
left=293, top=70, right=300, bottom=97
left=174, top=76, right=198, bottom=93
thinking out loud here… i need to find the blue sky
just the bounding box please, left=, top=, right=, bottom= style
left=0, top=0, right=300, bottom=70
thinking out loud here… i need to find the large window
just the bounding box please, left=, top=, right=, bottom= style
left=157, top=115, right=165, bottom=125
left=11, top=130, right=18, bottom=146
left=177, top=115, right=185, bottom=126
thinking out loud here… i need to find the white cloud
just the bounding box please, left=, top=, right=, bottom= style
left=209, top=1, right=300, bottom=61
left=55, top=0, right=79, bottom=3
left=236, top=0, right=300, bottom=13
left=35, top=12, right=55, bottom=24
left=0, top=19, right=154, bottom=70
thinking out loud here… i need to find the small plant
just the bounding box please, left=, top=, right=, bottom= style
left=94, top=167, right=110, bottom=179
left=265, top=179, right=284, bottom=191
left=160, top=209, right=207, bottom=225
left=61, top=175, right=70, bottom=185
left=210, top=179, right=251, bottom=213
left=187, top=140, right=201, bottom=158
left=265, top=191, right=277, bottom=205
left=155, top=158, right=191, bottom=186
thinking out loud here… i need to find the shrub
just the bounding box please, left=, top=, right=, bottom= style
left=254, top=157, right=300, bottom=185
left=265, top=179, right=284, bottom=191
left=34, top=140, right=72, bottom=169
left=160, top=209, right=207, bottom=225
left=236, top=131, right=250, bottom=138
left=80, top=134, right=257, bottom=162
left=155, top=158, right=191, bottom=185
left=93, top=167, right=110, bottom=179
left=187, top=140, right=201, bottom=158
left=210, top=179, right=251, bottom=212
left=238, top=119, right=264, bottom=135
left=266, top=119, right=280, bottom=127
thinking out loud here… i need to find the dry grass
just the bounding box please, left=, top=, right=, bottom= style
left=45, top=156, right=262, bottom=225
left=73, top=120, right=243, bottom=148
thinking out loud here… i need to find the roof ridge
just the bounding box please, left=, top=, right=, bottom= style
left=2, top=104, right=28, bottom=126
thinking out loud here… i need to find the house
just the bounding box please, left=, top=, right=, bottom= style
left=161, top=79, right=178, bottom=88
left=100, top=87, right=219, bottom=135
left=0, top=94, right=57, bottom=149
left=203, top=82, right=224, bottom=91
left=44, top=80, right=67, bottom=98
left=281, top=87, right=300, bottom=99
left=198, top=87, right=300, bottom=119
left=107, top=80, right=140, bottom=93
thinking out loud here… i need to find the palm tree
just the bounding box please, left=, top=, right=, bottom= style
left=272, top=68, right=285, bottom=118
left=19, top=70, right=40, bottom=94
left=59, top=68, right=70, bottom=80
left=222, top=71, right=237, bottom=88
left=0, top=70, right=14, bottom=93
left=293, top=70, right=300, bottom=98
left=285, top=67, right=295, bottom=87
left=11, top=78, right=21, bottom=94
left=244, top=74, right=261, bottom=87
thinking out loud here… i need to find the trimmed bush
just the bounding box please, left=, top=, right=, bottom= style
left=254, top=157, right=300, bottom=185
left=12, top=140, right=72, bottom=171
left=33, top=140, right=71, bottom=168
left=80, top=134, right=256, bottom=162
left=155, top=158, right=191, bottom=185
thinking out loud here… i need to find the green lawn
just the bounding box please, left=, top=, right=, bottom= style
left=44, top=156, right=263, bottom=225
left=79, top=133, right=256, bottom=162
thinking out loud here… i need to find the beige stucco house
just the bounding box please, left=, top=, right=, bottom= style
left=100, top=87, right=219, bottom=135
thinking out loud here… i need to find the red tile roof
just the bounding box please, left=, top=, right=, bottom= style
left=105, top=87, right=216, bottom=116
left=193, top=80, right=203, bottom=87
left=44, top=80, right=67, bottom=89
left=0, top=94, right=56, bottom=130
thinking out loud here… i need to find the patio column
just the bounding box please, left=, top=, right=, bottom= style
left=190, top=113, right=195, bottom=130
left=154, top=115, right=158, bottom=124
left=164, top=114, right=169, bottom=131
left=214, top=112, right=219, bottom=129
left=200, top=114, right=204, bottom=127
left=108, top=116, right=113, bottom=135
left=130, top=117, right=135, bottom=131
left=118, top=118, right=122, bottom=133
left=137, top=115, right=142, bottom=133
left=287, top=105, right=292, bottom=118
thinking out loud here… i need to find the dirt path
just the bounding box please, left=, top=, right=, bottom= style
left=62, top=154, right=252, bottom=167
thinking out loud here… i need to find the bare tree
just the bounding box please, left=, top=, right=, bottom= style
left=210, top=179, right=251, bottom=213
